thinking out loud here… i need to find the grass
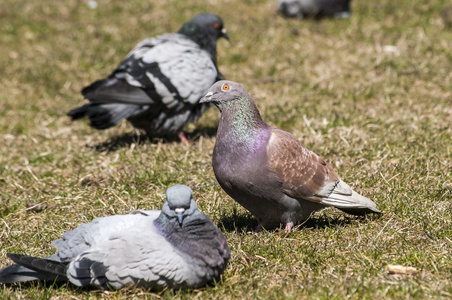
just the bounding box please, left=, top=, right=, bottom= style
left=0, top=0, right=451, bottom=298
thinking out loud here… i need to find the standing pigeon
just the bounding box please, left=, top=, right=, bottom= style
left=201, top=80, right=381, bottom=232
left=277, top=0, right=352, bottom=19
left=68, top=13, right=229, bottom=143
left=0, top=185, right=230, bottom=290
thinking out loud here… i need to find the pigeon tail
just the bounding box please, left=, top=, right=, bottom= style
left=319, top=180, right=381, bottom=215
left=0, top=264, right=57, bottom=284
left=67, top=103, right=144, bottom=130
left=4, top=253, right=68, bottom=282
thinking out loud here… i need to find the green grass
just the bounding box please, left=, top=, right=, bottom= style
left=1, top=0, right=451, bottom=298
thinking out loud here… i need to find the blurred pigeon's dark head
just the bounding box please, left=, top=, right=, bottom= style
left=178, top=13, right=229, bottom=62
left=161, top=185, right=198, bottom=226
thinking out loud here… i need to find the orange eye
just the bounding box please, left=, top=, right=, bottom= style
left=214, top=22, right=220, bottom=29
left=221, top=84, right=230, bottom=91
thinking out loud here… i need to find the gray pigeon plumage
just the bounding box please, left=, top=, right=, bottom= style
left=0, top=185, right=230, bottom=290
left=68, top=13, right=229, bottom=143
left=278, top=0, right=352, bottom=19
left=200, top=81, right=381, bottom=232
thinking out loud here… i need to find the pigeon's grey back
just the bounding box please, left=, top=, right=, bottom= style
left=0, top=185, right=230, bottom=290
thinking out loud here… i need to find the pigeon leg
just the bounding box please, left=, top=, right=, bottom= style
left=145, top=130, right=154, bottom=141
left=254, top=224, right=263, bottom=233
left=284, top=222, right=294, bottom=233
left=254, top=219, right=269, bottom=233
left=178, top=132, right=190, bottom=144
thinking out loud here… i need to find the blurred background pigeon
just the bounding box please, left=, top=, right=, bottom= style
left=68, top=13, right=229, bottom=143
left=277, top=0, right=352, bottom=19
left=201, top=80, right=380, bottom=232
left=0, top=185, right=230, bottom=290
left=440, top=5, right=452, bottom=28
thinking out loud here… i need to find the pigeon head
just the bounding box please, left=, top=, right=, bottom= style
left=200, top=80, right=253, bottom=110
left=178, top=13, right=228, bottom=61
left=162, top=185, right=198, bottom=226
left=179, top=13, right=229, bottom=42
left=200, top=80, right=269, bottom=144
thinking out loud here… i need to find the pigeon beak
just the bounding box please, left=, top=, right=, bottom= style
left=200, top=91, right=213, bottom=103
left=221, top=28, right=230, bottom=42
left=175, top=208, right=185, bottom=226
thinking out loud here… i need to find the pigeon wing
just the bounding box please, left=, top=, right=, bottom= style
left=4, top=253, right=68, bottom=281
left=128, top=34, right=218, bottom=109
left=267, top=129, right=380, bottom=214
left=82, top=34, right=217, bottom=111
left=267, top=129, right=340, bottom=201
left=66, top=220, right=192, bottom=289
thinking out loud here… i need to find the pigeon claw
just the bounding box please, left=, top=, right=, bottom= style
left=284, top=222, right=294, bottom=233
left=254, top=224, right=263, bottom=233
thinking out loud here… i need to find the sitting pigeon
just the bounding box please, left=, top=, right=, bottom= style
left=68, top=13, right=229, bottom=143
left=277, top=0, right=352, bottom=19
left=0, top=185, right=230, bottom=290
left=201, top=80, right=381, bottom=232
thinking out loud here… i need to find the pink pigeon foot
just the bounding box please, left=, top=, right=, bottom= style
left=178, top=132, right=190, bottom=144
left=284, top=222, right=294, bottom=233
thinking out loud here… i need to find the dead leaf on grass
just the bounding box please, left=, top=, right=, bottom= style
left=25, top=202, right=56, bottom=212
left=386, top=264, right=419, bottom=275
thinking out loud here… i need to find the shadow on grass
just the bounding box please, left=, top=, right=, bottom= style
left=88, top=126, right=217, bottom=153
left=2, top=279, right=87, bottom=292
left=2, top=275, right=220, bottom=294
left=299, top=214, right=354, bottom=230
left=219, top=211, right=380, bottom=233
left=218, top=213, right=258, bottom=233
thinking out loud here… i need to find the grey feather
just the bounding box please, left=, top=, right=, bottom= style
left=68, top=13, right=229, bottom=141
left=201, top=80, right=381, bottom=232
left=0, top=185, right=230, bottom=290
left=278, top=0, right=352, bottom=19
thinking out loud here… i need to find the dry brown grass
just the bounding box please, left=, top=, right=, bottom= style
left=0, top=0, right=451, bottom=298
